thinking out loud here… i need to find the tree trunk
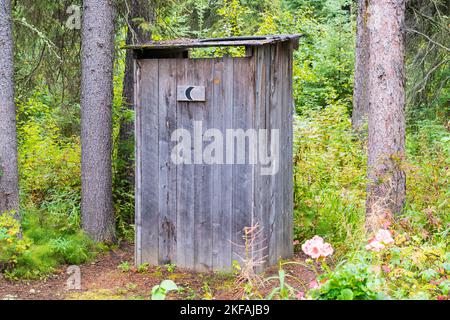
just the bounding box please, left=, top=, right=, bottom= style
left=366, top=0, right=406, bottom=231
left=352, top=0, right=369, bottom=132
left=81, top=0, right=115, bottom=242
left=0, top=0, right=20, bottom=217
left=116, top=0, right=152, bottom=190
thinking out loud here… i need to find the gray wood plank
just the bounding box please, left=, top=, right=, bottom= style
left=280, top=43, right=289, bottom=259
left=158, top=59, right=178, bottom=265
left=253, top=46, right=271, bottom=271
left=211, top=57, right=234, bottom=271
left=134, top=60, right=142, bottom=266
left=232, top=57, right=256, bottom=266
left=139, top=59, right=160, bottom=265
left=193, top=59, right=213, bottom=272
left=286, top=42, right=294, bottom=258
left=262, top=46, right=273, bottom=268
left=175, top=58, right=195, bottom=269
left=268, top=44, right=283, bottom=265
left=275, top=43, right=286, bottom=261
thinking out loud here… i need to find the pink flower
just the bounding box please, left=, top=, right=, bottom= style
left=308, top=279, right=319, bottom=289
left=381, top=265, right=391, bottom=273
left=296, top=291, right=305, bottom=300
left=366, top=239, right=385, bottom=252
left=366, top=229, right=394, bottom=252
left=375, top=229, right=394, bottom=244
left=302, top=235, right=334, bottom=259
left=382, top=219, right=392, bottom=229
left=321, top=243, right=334, bottom=257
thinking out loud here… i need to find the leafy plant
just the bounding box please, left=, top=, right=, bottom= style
left=165, top=263, right=176, bottom=273
left=309, top=260, right=387, bottom=300
left=151, top=280, right=179, bottom=300
left=137, top=263, right=150, bottom=273
left=293, top=104, right=366, bottom=254
left=118, top=261, right=131, bottom=272
left=0, top=211, right=30, bottom=272
left=266, top=269, right=297, bottom=300
left=201, top=282, right=213, bottom=300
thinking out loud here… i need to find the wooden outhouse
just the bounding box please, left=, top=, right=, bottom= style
left=129, top=35, right=300, bottom=271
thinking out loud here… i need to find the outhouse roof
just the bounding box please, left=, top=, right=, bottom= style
left=126, top=34, right=301, bottom=51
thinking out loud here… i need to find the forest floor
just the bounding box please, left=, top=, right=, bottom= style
left=0, top=243, right=315, bottom=300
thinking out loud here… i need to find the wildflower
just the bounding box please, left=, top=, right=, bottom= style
left=308, top=279, right=319, bottom=289
left=321, top=243, right=334, bottom=257
left=375, top=229, right=394, bottom=244
left=382, top=265, right=391, bottom=273
left=365, top=238, right=385, bottom=252
left=366, top=229, right=394, bottom=252
left=302, top=235, right=334, bottom=259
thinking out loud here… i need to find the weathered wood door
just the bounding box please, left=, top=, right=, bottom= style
left=136, top=57, right=257, bottom=271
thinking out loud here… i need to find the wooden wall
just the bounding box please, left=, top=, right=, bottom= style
left=135, top=41, right=294, bottom=271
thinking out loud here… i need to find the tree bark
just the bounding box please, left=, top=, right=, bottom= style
left=352, top=0, right=369, bottom=132
left=0, top=0, right=20, bottom=217
left=116, top=0, right=152, bottom=189
left=81, top=0, right=116, bottom=242
left=366, top=0, right=406, bottom=231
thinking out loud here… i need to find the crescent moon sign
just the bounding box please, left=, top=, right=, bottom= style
left=185, top=86, right=194, bottom=101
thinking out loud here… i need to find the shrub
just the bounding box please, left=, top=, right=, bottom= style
left=309, top=259, right=387, bottom=300
left=307, top=228, right=450, bottom=300
left=404, top=119, right=450, bottom=234
left=293, top=104, right=366, bottom=254
left=4, top=207, right=96, bottom=279
left=1, top=91, right=97, bottom=279
left=0, top=211, right=30, bottom=272
left=17, top=108, right=81, bottom=207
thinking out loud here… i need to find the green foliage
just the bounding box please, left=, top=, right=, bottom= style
left=405, top=0, right=449, bottom=126
left=292, top=102, right=449, bottom=300
left=118, top=261, right=132, bottom=272
left=293, top=104, right=366, bottom=253
left=252, top=0, right=355, bottom=113
left=309, top=257, right=387, bottom=300
left=310, top=233, right=450, bottom=300
left=266, top=269, right=297, bottom=300
left=403, top=119, right=450, bottom=234
left=13, top=0, right=82, bottom=135
left=216, top=0, right=251, bottom=37
left=17, top=90, right=81, bottom=208
left=385, top=241, right=450, bottom=299
left=7, top=207, right=96, bottom=279
left=165, top=263, right=176, bottom=273
left=0, top=212, right=30, bottom=272
left=151, top=280, right=179, bottom=300
left=292, top=6, right=354, bottom=112
left=112, top=29, right=136, bottom=241
left=137, top=263, right=150, bottom=273
left=0, top=207, right=95, bottom=279
left=0, top=90, right=96, bottom=279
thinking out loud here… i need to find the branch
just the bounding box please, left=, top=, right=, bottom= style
left=406, top=28, right=450, bottom=52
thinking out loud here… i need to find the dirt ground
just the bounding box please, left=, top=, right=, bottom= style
left=0, top=243, right=315, bottom=300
